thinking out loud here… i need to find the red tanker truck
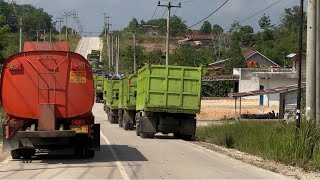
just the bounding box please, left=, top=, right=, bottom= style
left=1, top=42, right=100, bottom=159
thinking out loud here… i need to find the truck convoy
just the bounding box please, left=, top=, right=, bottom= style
left=104, top=64, right=202, bottom=140
left=1, top=42, right=100, bottom=159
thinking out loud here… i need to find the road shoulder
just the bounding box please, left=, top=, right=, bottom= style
left=193, top=141, right=320, bottom=180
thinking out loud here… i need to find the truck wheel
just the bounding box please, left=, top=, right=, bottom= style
left=173, top=133, right=181, bottom=139
left=140, top=133, right=148, bottom=139
left=129, top=123, right=134, bottom=130
left=11, top=149, right=21, bottom=159
left=86, top=150, right=95, bottom=158
left=148, top=133, right=155, bottom=138
left=181, top=134, right=193, bottom=141
left=123, top=123, right=129, bottom=130
left=119, top=119, right=123, bottom=127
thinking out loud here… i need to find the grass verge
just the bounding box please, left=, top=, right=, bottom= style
left=196, top=120, right=320, bottom=171
left=68, top=35, right=81, bottom=52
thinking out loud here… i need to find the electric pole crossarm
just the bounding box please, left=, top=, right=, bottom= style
left=157, top=1, right=181, bottom=65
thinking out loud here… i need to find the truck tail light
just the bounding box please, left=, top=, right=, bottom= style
left=8, top=63, right=22, bottom=71
left=71, top=63, right=85, bottom=70
left=71, top=119, right=86, bottom=125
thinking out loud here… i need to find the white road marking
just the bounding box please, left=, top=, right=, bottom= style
left=100, top=131, right=130, bottom=180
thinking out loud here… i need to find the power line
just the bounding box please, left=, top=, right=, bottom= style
left=161, top=9, right=167, bottom=18
left=224, top=0, right=282, bottom=31
left=151, top=6, right=158, bottom=20
left=188, top=0, right=229, bottom=28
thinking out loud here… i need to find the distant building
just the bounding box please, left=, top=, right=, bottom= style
left=232, top=52, right=306, bottom=107
left=208, top=50, right=279, bottom=69
left=144, top=25, right=160, bottom=36
left=178, top=34, right=215, bottom=47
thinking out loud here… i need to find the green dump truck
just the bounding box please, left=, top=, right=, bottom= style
left=135, top=64, right=202, bottom=140
left=104, top=77, right=120, bottom=124
left=93, top=74, right=104, bottom=103
left=118, top=74, right=137, bottom=130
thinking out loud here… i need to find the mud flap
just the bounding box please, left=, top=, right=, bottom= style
left=91, top=124, right=100, bottom=151
left=2, top=125, right=19, bottom=152
left=139, top=115, right=157, bottom=134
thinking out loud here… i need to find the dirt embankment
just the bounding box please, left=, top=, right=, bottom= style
left=197, top=98, right=279, bottom=121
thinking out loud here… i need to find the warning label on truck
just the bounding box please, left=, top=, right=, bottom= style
left=70, top=71, right=86, bottom=83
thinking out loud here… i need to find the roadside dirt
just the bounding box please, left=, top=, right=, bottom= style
left=194, top=141, right=320, bottom=180
left=197, top=98, right=279, bottom=120
left=0, top=142, right=10, bottom=162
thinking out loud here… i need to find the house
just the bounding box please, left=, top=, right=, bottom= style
left=144, top=25, right=160, bottom=36
left=229, top=83, right=306, bottom=120
left=232, top=53, right=306, bottom=107
left=208, top=50, right=279, bottom=69
left=178, top=34, right=215, bottom=47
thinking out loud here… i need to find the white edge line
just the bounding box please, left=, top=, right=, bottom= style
left=100, top=131, right=130, bottom=180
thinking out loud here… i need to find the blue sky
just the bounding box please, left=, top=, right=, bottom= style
left=14, top=0, right=301, bottom=35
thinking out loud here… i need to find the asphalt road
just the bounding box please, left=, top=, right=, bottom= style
left=0, top=37, right=291, bottom=179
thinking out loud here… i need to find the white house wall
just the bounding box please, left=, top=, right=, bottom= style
left=260, top=78, right=298, bottom=107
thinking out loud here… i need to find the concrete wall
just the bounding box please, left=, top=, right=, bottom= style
left=260, top=78, right=298, bottom=107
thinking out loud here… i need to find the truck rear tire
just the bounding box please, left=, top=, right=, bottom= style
left=181, top=134, right=193, bottom=141
left=123, top=123, right=130, bottom=130
left=11, top=149, right=21, bottom=159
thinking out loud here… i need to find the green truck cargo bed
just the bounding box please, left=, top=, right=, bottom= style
left=136, top=64, right=202, bottom=114
left=104, top=78, right=120, bottom=110
left=119, top=74, right=137, bottom=110
left=93, top=74, right=104, bottom=92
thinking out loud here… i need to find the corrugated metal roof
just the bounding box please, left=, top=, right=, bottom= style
left=229, top=83, right=306, bottom=98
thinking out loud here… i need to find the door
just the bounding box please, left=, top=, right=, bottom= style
left=259, top=85, right=264, bottom=106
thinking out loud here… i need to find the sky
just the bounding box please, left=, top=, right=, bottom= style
left=13, top=0, right=302, bottom=36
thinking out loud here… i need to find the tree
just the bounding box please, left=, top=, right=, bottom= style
left=128, top=18, right=139, bottom=32
left=259, top=14, right=272, bottom=30
left=222, top=41, right=246, bottom=74
left=146, top=16, right=188, bottom=37
left=212, top=24, right=223, bottom=35
left=200, top=21, right=212, bottom=34
left=0, top=15, right=10, bottom=63
left=281, top=6, right=306, bottom=32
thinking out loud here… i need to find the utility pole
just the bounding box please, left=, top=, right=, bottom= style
left=133, top=33, right=137, bottom=74
left=64, top=12, right=71, bottom=41
left=158, top=1, right=181, bottom=65
left=116, top=35, right=120, bottom=74
left=57, top=17, right=64, bottom=41
left=111, top=35, right=114, bottom=68
left=306, top=0, right=317, bottom=120
left=19, top=17, right=22, bottom=52
left=317, top=0, right=320, bottom=122
left=297, top=0, right=304, bottom=129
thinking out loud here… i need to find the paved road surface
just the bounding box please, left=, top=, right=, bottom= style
left=0, top=37, right=291, bottom=179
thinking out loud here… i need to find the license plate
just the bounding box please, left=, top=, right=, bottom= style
left=71, top=126, right=88, bottom=134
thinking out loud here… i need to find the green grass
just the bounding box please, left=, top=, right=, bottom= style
left=196, top=120, right=320, bottom=171
left=68, top=35, right=81, bottom=52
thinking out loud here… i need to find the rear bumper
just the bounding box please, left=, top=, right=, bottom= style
left=16, top=130, right=76, bottom=138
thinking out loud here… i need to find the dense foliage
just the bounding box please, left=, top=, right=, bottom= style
left=0, top=0, right=54, bottom=63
